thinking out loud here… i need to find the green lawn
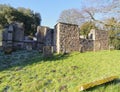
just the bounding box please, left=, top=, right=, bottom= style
left=0, top=50, right=120, bottom=92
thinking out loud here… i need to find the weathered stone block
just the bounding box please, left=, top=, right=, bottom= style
left=43, top=46, right=53, bottom=57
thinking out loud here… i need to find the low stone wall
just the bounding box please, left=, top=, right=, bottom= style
left=24, top=40, right=37, bottom=51
left=54, top=22, right=80, bottom=53
left=80, top=39, right=94, bottom=52
left=94, top=39, right=108, bottom=51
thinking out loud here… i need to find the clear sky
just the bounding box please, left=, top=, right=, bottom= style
left=0, top=0, right=112, bottom=28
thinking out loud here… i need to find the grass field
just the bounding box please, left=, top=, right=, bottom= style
left=0, top=50, right=120, bottom=92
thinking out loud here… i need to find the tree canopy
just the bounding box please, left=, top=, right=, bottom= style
left=58, top=9, right=84, bottom=25
left=0, top=4, right=41, bottom=35
left=80, top=21, right=96, bottom=38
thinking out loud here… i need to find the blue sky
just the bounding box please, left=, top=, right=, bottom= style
left=0, top=0, right=112, bottom=28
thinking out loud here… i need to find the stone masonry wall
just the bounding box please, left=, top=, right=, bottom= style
left=54, top=22, right=80, bottom=53
left=80, top=39, right=94, bottom=52
left=36, top=26, right=54, bottom=51
left=45, top=29, right=54, bottom=46
left=2, top=24, right=14, bottom=53
left=13, top=23, right=24, bottom=50
left=94, top=30, right=108, bottom=51
left=2, top=22, right=109, bottom=54
left=2, top=22, right=24, bottom=51
left=88, top=29, right=109, bottom=51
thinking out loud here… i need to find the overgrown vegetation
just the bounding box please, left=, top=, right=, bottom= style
left=80, top=21, right=96, bottom=38
left=0, top=50, right=120, bottom=92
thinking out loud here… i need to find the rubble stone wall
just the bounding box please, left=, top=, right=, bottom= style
left=80, top=39, right=94, bottom=52
left=88, top=29, right=109, bottom=51
left=54, top=22, right=80, bottom=53
left=36, top=26, right=54, bottom=51
left=94, top=30, right=108, bottom=51
left=45, top=29, right=54, bottom=46
left=94, top=39, right=109, bottom=51
left=13, top=23, right=24, bottom=49
left=2, top=22, right=24, bottom=51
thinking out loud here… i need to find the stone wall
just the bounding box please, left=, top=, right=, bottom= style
left=45, top=29, right=54, bottom=46
left=88, top=29, right=109, bottom=51
left=36, top=26, right=54, bottom=51
left=54, top=22, right=80, bottom=53
left=2, top=22, right=24, bottom=52
left=2, top=24, right=14, bottom=53
left=1, top=22, right=109, bottom=54
left=2, top=28, right=8, bottom=48
left=13, top=23, right=24, bottom=50
left=0, top=29, right=2, bottom=45
left=24, top=40, right=37, bottom=51
left=80, top=39, right=94, bottom=52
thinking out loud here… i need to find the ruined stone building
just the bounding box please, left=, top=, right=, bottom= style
left=1, top=22, right=109, bottom=54
left=36, top=22, right=109, bottom=54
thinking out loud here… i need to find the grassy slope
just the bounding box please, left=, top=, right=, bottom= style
left=0, top=50, right=120, bottom=92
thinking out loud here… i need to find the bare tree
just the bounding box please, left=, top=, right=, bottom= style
left=81, top=0, right=120, bottom=27
left=58, top=0, right=120, bottom=27
left=58, top=9, right=85, bottom=25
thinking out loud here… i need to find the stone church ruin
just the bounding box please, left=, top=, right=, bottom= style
left=1, top=22, right=109, bottom=54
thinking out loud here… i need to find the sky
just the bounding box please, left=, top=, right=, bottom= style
left=0, top=0, right=113, bottom=28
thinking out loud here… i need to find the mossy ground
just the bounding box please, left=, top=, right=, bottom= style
left=0, top=50, right=120, bottom=92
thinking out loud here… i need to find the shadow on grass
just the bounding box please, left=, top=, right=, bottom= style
left=0, top=50, right=70, bottom=71
left=83, top=79, right=120, bottom=92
